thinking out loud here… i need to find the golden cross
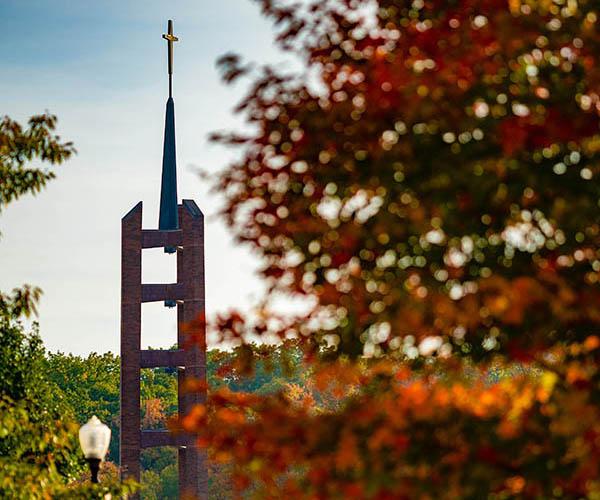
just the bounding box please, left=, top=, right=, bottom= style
left=162, top=20, right=179, bottom=97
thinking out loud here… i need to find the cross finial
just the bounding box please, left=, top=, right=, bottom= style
left=162, top=20, right=179, bottom=98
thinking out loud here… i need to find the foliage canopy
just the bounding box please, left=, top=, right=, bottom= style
left=185, top=0, right=600, bottom=498
left=0, top=113, right=136, bottom=498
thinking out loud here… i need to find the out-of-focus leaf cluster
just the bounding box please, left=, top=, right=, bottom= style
left=0, top=114, right=75, bottom=212
left=188, top=0, right=600, bottom=497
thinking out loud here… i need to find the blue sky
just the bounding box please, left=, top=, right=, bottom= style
left=0, top=0, right=288, bottom=354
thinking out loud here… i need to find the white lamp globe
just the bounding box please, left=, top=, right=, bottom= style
left=79, top=415, right=111, bottom=460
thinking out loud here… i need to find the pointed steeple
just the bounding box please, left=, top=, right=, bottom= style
left=158, top=96, right=178, bottom=232
left=158, top=20, right=180, bottom=254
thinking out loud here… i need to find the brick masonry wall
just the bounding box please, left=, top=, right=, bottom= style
left=120, top=200, right=208, bottom=499
left=120, top=202, right=142, bottom=490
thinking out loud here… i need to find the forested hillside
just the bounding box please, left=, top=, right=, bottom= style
left=45, top=344, right=305, bottom=499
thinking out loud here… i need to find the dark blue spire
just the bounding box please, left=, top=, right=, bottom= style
left=158, top=96, right=179, bottom=234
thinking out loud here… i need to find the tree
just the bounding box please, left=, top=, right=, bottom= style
left=0, top=320, right=83, bottom=498
left=183, top=1, right=600, bottom=497
left=44, top=346, right=303, bottom=498
left=0, top=114, right=74, bottom=209
left=208, top=343, right=305, bottom=394
left=46, top=352, right=121, bottom=462
left=0, top=114, right=137, bottom=497
left=0, top=114, right=81, bottom=498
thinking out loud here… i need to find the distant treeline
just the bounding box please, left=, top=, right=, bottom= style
left=45, top=344, right=305, bottom=499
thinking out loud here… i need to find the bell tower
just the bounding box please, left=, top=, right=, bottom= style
left=120, top=20, right=208, bottom=499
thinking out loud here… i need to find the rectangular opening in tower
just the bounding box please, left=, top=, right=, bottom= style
left=142, top=247, right=177, bottom=284
left=141, top=302, right=178, bottom=350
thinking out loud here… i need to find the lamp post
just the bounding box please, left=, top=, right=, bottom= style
left=78, top=415, right=111, bottom=484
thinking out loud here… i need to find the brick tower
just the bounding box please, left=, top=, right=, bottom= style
left=120, top=20, right=208, bottom=499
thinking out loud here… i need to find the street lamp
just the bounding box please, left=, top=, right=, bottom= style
left=78, top=415, right=111, bottom=484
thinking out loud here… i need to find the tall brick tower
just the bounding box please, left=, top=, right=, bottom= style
left=120, top=20, right=208, bottom=499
